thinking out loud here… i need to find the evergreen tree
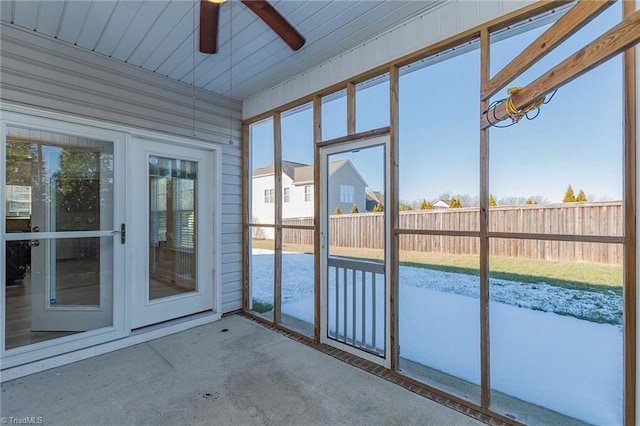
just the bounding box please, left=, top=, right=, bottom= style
left=576, top=190, right=587, bottom=202
left=563, top=185, right=576, bottom=203
left=449, top=197, right=463, bottom=208
left=373, top=202, right=383, bottom=212
left=349, top=203, right=359, bottom=214
left=420, top=199, right=434, bottom=210
left=333, top=206, right=342, bottom=215
left=489, top=194, right=497, bottom=207
left=525, top=198, right=537, bottom=205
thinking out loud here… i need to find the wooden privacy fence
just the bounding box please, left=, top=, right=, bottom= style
left=280, top=202, right=623, bottom=265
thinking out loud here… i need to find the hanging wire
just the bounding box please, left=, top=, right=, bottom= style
left=483, top=87, right=558, bottom=128
left=192, top=0, right=197, bottom=136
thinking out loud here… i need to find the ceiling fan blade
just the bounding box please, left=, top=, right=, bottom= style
left=241, top=0, right=305, bottom=51
left=200, top=0, right=220, bottom=54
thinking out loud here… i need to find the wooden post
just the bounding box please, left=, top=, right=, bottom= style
left=623, top=2, right=637, bottom=425
left=274, top=112, right=282, bottom=324
left=389, top=65, right=400, bottom=371
left=347, top=82, right=356, bottom=135
left=242, top=123, right=250, bottom=311
left=313, top=95, right=322, bottom=343
left=479, top=27, right=491, bottom=409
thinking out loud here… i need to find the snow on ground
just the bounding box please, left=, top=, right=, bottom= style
left=251, top=250, right=623, bottom=425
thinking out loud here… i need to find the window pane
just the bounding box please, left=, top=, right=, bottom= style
left=251, top=119, right=274, bottom=230
left=282, top=103, right=314, bottom=220
left=148, top=157, right=197, bottom=300
left=322, top=90, right=347, bottom=141
left=356, top=75, right=390, bottom=132
left=398, top=235, right=481, bottom=402
left=5, top=128, right=114, bottom=232
left=280, top=229, right=314, bottom=336
left=489, top=238, right=622, bottom=424
left=488, top=3, right=622, bottom=216
left=5, top=237, right=114, bottom=350
left=250, top=227, right=274, bottom=320
left=399, top=44, right=480, bottom=229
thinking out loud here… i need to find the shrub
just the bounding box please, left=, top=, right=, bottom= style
left=525, top=198, right=537, bottom=205
left=333, top=206, right=342, bottom=215
left=373, top=202, right=383, bottom=212
left=349, top=204, right=359, bottom=214
left=420, top=199, right=434, bottom=210
left=576, top=190, right=587, bottom=202
left=449, top=197, right=463, bottom=208
left=251, top=300, right=273, bottom=314
left=489, top=194, right=497, bottom=207
left=563, top=185, right=576, bottom=203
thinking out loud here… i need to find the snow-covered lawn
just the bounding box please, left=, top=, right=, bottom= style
left=251, top=250, right=623, bottom=425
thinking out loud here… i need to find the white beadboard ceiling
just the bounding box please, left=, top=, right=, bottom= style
left=0, top=0, right=443, bottom=101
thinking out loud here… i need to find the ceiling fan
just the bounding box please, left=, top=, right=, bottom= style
left=199, top=0, right=306, bottom=54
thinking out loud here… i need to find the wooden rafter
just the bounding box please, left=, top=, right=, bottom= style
left=482, top=0, right=615, bottom=100
left=482, top=8, right=640, bottom=129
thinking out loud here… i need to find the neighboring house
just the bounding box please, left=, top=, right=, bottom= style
left=366, top=191, right=385, bottom=211
left=430, top=199, right=450, bottom=209
left=252, top=160, right=367, bottom=237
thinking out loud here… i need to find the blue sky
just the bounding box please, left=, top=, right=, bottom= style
left=251, top=2, right=623, bottom=205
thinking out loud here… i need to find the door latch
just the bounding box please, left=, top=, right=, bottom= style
left=120, top=223, right=126, bottom=245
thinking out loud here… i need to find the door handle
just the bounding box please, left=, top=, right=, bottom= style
left=31, top=226, right=40, bottom=232
left=29, top=240, right=40, bottom=247
left=111, top=224, right=126, bottom=244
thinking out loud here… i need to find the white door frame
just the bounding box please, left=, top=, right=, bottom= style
left=319, top=133, right=391, bottom=368
left=0, top=110, right=128, bottom=369
left=127, top=135, right=221, bottom=329
left=1, top=105, right=223, bottom=371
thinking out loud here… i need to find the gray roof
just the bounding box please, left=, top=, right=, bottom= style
left=253, top=160, right=348, bottom=184
left=252, top=161, right=307, bottom=180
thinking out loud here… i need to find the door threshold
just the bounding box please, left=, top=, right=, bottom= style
left=1, top=312, right=221, bottom=383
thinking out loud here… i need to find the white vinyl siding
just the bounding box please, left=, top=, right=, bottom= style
left=0, top=24, right=243, bottom=313
left=264, top=189, right=275, bottom=203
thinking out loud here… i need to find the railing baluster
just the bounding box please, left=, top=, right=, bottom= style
left=352, top=268, right=356, bottom=346
left=326, top=257, right=384, bottom=355
left=343, top=266, right=347, bottom=343
left=362, top=268, right=366, bottom=349
left=335, top=266, right=340, bottom=339
left=372, top=272, right=376, bottom=352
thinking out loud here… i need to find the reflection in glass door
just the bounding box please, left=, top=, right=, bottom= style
left=3, top=125, right=119, bottom=351
left=148, top=157, right=197, bottom=299
left=320, top=135, right=390, bottom=366
left=130, top=139, right=214, bottom=329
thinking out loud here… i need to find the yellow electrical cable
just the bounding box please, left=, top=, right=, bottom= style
left=504, top=87, right=545, bottom=123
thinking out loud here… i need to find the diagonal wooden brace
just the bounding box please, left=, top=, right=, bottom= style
left=482, top=8, right=640, bottom=130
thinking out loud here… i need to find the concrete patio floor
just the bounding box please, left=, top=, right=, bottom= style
left=1, top=314, right=484, bottom=425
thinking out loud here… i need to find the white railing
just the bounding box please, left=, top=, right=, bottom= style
left=327, top=257, right=385, bottom=357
